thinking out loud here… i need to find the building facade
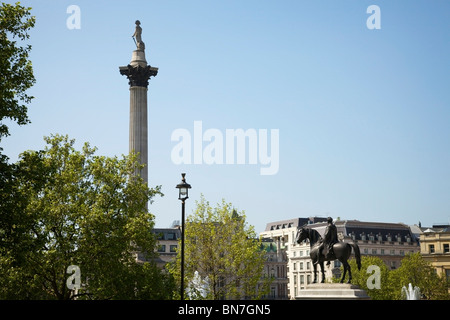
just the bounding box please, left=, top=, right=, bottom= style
left=136, top=227, right=181, bottom=268
left=419, top=225, right=450, bottom=284
left=260, top=238, right=289, bottom=299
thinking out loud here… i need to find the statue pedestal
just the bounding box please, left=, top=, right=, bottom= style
left=296, top=283, right=369, bottom=300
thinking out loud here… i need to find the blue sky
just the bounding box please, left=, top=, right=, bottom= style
left=2, top=0, right=450, bottom=233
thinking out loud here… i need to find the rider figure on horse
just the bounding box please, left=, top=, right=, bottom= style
left=319, top=217, right=339, bottom=265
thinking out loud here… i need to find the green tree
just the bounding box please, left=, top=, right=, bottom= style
left=334, top=256, right=394, bottom=300
left=168, top=195, right=271, bottom=300
left=389, top=252, right=450, bottom=300
left=335, top=253, right=450, bottom=300
left=0, top=1, right=35, bottom=141
left=0, top=3, right=36, bottom=292
left=0, top=134, right=174, bottom=299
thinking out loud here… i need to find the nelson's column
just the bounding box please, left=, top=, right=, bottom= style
left=119, top=20, right=158, bottom=185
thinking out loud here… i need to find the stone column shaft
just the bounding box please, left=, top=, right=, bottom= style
left=129, top=86, right=148, bottom=184
left=120, top=63, right=158, bottom=186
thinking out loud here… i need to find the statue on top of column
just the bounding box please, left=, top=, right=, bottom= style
left=132, top=20, right=145, bottom=51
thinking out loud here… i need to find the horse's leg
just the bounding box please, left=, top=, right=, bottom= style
left=347, top=261, right=352, bottom=284
left=313, top=262, right=318, bottom=283
left=340, top=261, right=347, bottom=283
left=320, top=261, right=326, bottom=283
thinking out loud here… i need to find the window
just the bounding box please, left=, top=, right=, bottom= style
left=300, top=275, right=304, bottom=285
left=157, top=245, right=166, bottom=252
left=444, top=244, right=449, bottom=253
left=300, top=262, right=304, bottom=270
left=170, top=245, right=177, bottom=252
left=270, top=287, right=276, bottom=298
left=381, top=249, right=385, bottom=255
left=429, top=244, right=435, bottom=253
left=372, top=249, right=377, bottom=255
left=167, top=233, right=176, bottom=240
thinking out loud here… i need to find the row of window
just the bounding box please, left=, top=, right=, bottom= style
left=157, top=244, right=177, bottom=253
left=428, top=243, right=450, bottom=254
left=292, top=261, right=311, bottom=271
left=362, top=248, right=416, bottom=255
left=350, top=233, right=413, bottom=243
left=156, top=232, right=178, bottom=241
left=264, top=265, right=287, bottom=278
left=292, top=274, right=313, bottom=295
left=290, top=249, right=310, bottom=257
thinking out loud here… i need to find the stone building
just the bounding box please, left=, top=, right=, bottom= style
left=260, top=238, right=289, bottom=299
left=419, top=224, right=450, bottom=285
left=136, top=226, right=181, bottom=268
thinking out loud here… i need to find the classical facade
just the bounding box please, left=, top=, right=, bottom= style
left=260, top=217, right=420, bottom=299
left=260, top=238, right=289, bottom=299
left=419, top=225, right=450, bottom=284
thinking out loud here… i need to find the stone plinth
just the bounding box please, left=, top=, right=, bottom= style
left=296, top=283, right=369, bottom=300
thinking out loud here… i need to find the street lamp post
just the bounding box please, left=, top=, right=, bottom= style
left=176, top=173, right=191, bottom=300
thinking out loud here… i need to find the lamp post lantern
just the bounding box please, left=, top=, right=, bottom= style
left=176, top=173, right=191, bottom=300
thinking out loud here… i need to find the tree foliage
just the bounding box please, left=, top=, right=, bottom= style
left=0, top=1, right=36, bottom=141
left=168, top=195, right=271, bottom=300
left=334, top=256, right=394, bottom=300
left=0, top=134, right=174, bottom=299
left=389, top=252, right=449, bottom=300
left=336, top=253, right=449, bottom=300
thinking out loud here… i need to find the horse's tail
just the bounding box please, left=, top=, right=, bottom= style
left=350, top=243, right=361, bottom=270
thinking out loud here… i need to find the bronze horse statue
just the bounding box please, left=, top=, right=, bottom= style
left=295, top=227, right=361, bottom=283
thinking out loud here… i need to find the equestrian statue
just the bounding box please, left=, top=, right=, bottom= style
left=295, top=217, right=361, bottom=284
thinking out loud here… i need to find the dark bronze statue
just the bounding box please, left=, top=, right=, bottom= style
left=318, top=217, right=339, bottom=266
left=295, top=218, right=361, bottom=284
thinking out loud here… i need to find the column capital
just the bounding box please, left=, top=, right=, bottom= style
left=119, top=64, right=158, bottom=88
